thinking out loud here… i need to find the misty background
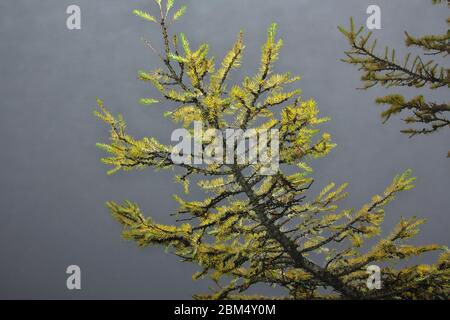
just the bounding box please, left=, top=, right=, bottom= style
left=0, top=0, right=448, bottom=299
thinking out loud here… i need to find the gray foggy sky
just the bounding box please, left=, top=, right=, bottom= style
left=0, top=0, right=449, bottom=299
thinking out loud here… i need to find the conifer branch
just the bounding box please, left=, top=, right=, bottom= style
left=339, top=1, right=450, bottom=156
left=96, top=0, right=450, bottom=299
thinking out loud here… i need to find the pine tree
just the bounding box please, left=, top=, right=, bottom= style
left=339, top=0, right=449, bottom=157
left=96, top=0, right=450, bottom=299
